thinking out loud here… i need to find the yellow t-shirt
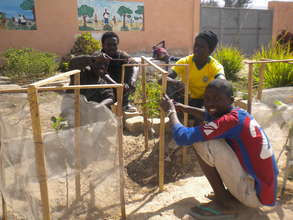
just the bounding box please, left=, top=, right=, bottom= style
left=171, top=54, right=224, bottom=99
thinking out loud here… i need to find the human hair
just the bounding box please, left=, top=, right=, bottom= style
left=101, top=31, right=120, bottom=44
left=207, top=79, right=234, bottom=98
left=195, top=30, right=218, bottom=53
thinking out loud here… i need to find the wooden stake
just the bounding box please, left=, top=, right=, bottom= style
left=257, top=63, right=266, bottom=100
left=31, top=70, right=80, bottom=87
left=116, top=86, right=126, bottom=220
left=141, top=58, right=149, bottom=151
left=247, top=63, right=253, bottom=114
left=1, top=195, right=7, bottom=220
left=182, top=65, right=190, bottom=165
left=74, top=73, right=81, bottom=200
left=27, top=85, right=51, bottom=220
left=0, top=140, right=7, bottom=220
left=159, top=72, right=168, bottom=192
left=0, top=84, right=125, bottom=94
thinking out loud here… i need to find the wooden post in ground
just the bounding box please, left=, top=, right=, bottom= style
left=74, top=73, right=81, bottom=200
left=182, top=65, right=190, bottom=165
left=247, top=63, right=254, bottom=114
left=159, top=72, right=168, bottom=192
left=257, top=63, right=266, bottom=100
left=116, top=86, right=126, bottom=219
left=141, top=58, right=149, bottom=151
left=27, top=85, right=51, bottom=220
left=1, top=195, right=7, bottom=220
left=0, top=140, right=7, bottom=220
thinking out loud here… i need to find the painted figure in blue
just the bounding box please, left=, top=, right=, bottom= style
left=103, top=9, right=110, bottom=25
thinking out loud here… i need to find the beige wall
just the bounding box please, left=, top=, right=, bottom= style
left=269, top=1, right=293, bottom=40
left=0, top=0, right=200, bottom=57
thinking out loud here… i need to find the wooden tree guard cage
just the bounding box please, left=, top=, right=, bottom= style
left=0, top=57, right=193, bottom=219
left=121, top=58, right=190, bottom=192
left=245, top=58, right=293, bottom=201
left=244, top=58, right=293, bottom=113
left=0, top=70, right=125, bottom=220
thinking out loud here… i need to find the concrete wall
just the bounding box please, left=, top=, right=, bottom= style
left=0, top=0, right=200, bottom=57
left=201, top=6, right=273, bottom=55
left=269, top=1, right=293, bottom=40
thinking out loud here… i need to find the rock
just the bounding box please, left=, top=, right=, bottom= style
left=125, top=116, right=171, bottom=136
left=125, top=116, right=144, bottom=134
left=124, top=111, right=142, bottom=120
left=147, top=117, right=170, bottom=136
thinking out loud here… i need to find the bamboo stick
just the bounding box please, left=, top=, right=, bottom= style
left=247, top=63, right=253, bottom=114
left=244, top=58, right=293, bottom=64
left=0, top=140, right=7, bottom=220
left=141, top=58, right=149, bottom=151
left=1, top=195, right=7, bottom=220
left=257, top=63, right=266, bottom=100
left=27, top=85, right=51, bottom=220
left=121, top=63, right=189, bottom=67
left=116, top=86, right=126, bottom=220
left=74, top=74, right=81, bottom=200
left=141, top=56, right=168, bottom=74
left=0, top=84, right=124, bottom=94
left=182, top=65, right=190, bottom=165
left=31, top=70, right=80, bottom=87
left=159, top=72, right=168, bottom=192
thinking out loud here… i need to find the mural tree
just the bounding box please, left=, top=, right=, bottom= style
left=0, top=12, right=6, bottom=27
left=20, top=0, right=35, bottom=20
left=78, top=5, right=94, bottom=27
left=117, top=6, right=133, bottom=30
left=135, top=5, right=144, bottom=30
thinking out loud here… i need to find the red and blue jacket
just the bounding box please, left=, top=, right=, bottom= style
left=173, top=108, right=278, bottom=206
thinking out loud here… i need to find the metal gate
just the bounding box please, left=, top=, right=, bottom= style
left=201, top=7, right=273, bottom=55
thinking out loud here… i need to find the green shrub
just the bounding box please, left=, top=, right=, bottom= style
left=130, top=79, right=161, bottom=118
left=213, top=46, right=244, bottom=80
left=1, top=48, right=58, bottom=81
left=60, top=32, right=102, bottom=72
left=103, top=24, right=112, bottom=31
left=252, top=43, right=293, bottom=88
left=70, top=32, right=101, bottom=55
left=120, top=26, right=129, bottom=31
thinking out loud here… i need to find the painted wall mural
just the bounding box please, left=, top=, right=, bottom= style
left=0, top=0, right=36, bottom=30
left=78, top=0, right=144, bottom=31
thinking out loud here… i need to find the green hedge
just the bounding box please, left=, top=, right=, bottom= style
left=1, top=48, right=58, bottom=81
left=213, top=46, right=244, bottom=80
left=252, top=43, right=293, bottom=88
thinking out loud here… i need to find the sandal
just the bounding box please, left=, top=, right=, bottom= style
left=189, top=205, right=237, bottom=220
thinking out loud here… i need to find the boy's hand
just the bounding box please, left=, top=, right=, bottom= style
left=160, top=94, right=175, bottom=112
left=92, top=52, right=112, bottom=63
left=174, top=102, right=186, bottom=112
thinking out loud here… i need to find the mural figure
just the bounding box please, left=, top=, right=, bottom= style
left=0, top=0, right=36, bottom=30
left=112, top=16, right=117, bottom=25
left=103, top=9, right=110, bottom=25
left=78, top=0, right=144, bottom=31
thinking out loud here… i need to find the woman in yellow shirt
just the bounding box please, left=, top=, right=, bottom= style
left=167, top=31, right=225, bottom=108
